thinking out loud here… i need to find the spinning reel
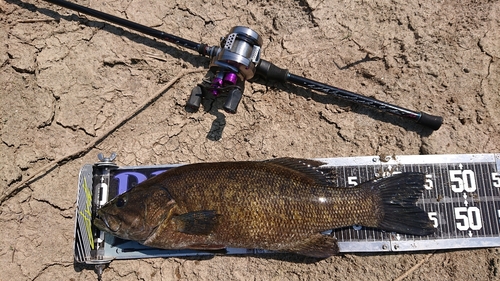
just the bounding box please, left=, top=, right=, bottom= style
left=187, top=27, right=263, bottom=113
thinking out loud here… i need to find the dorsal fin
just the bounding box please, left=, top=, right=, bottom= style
left=265, top=157, right=335, bottom=186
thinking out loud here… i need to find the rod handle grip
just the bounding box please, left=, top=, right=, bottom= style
left=255, top=60, right=289, bottom=82
left=418, top=112, right=443, bottom=130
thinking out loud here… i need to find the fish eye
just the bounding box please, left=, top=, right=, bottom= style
left=115, top=197, right=127, bottom=208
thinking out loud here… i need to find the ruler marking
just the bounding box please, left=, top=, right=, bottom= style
left=346, top=165, right=353, bottom=242
left=484, top=162, right=494, bottom=237
left=444, top=162, right=453, bottom=239
left=366, top=165, right=376, bottom=241
left=421, top=163, right=428, bottom=213
left=481, top=162, right=492, bottom=237
left=476, top=162, right=484, bottom=236
left=352, top=165, right=358, bottom=241
left=448, top=162, right=455, bottom=238
left=498, top=209, right=500, bottom=231
left=433, top=162, right=440, bottom=241
left=359, top=164, right=366, bottom=241
left=334, top=165, right=340, bottom=241
left=425, top=163, right=434, bottom=242
left=340, top=165, right=346, bottom=242
left=475, top=162, right=482, bottom=236
left=340, top=167, right=350, bottom=241
left=437, top=164, right=452, bottom=238
left=419, top=164, right=427, bottom=242
left=443, top=162, right=450, bottom=239
left=468, top=162, right=478, bottom=236
left=430, top=163, right=438, bottom=237
left=493, top=161, right=500, bottom=237
left=492, top=163, right=500, bottom=237
left=454, top=162, right=466, bottom=239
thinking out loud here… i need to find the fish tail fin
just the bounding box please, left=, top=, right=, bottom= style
left=365, top=172, right=435, bottom=236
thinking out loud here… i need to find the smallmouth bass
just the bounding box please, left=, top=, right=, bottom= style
left=94, top=158, right=434, bottom=257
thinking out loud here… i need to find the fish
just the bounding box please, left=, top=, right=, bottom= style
left=93, top=158, right=435, bottom=258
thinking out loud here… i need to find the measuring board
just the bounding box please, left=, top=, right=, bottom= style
left=74, top=153, right=500, bottom=265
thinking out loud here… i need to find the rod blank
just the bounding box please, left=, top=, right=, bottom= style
left=43, top=0, right=202, bottom=53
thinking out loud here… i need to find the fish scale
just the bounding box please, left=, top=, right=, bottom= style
left=164, top=163, right=371, bottom=233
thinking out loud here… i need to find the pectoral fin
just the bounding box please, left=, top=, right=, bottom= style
left=172, top=210, right=220, bottom=235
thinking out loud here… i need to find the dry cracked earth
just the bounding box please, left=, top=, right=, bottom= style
left=1, top=0, right=499, bottom=280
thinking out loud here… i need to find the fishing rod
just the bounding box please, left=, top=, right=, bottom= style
left=42, top=0, right=443, bottom=130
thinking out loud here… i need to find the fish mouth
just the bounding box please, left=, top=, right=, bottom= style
left=93, top=214, right=121, bottom=233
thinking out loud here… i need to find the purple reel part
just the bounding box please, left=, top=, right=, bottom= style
left=210, top=73, right=224, bottom=96
left=211, top=72, right=239, bottom=96
left=223, top=72, right=238, bottom=85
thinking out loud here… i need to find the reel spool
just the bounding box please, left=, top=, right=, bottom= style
left=187, top=26, right=263, bottom=113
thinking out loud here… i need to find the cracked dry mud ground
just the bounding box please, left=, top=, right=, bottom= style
left=1, top=0, right=499, bottom=280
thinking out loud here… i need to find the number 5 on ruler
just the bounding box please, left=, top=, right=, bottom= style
left=492, top=172, right=500, bottom=187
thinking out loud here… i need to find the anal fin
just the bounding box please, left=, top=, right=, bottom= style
left=287, top=233, right=339, bottom=258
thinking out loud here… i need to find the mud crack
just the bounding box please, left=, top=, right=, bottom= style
left=32, top=262, right=73, bottom=281
left=33, top=197, right=72, bottom=214
left=56, top=121, right=96, bottom=137
left=177, top=5, right=213, bottom=25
